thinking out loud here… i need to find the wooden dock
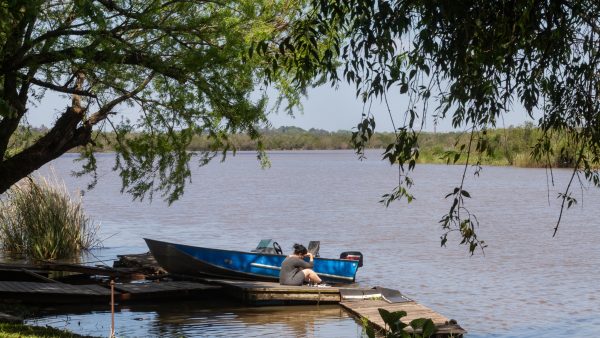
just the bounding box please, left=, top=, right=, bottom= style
left=0, top=280, right=219, bottom=304
left=197, top=279, right=465, bottom=336
left=0, top=281, right=115, bottom=303
left=114, top=281, right=220, bottom=301
left=0, top=262, right=131, bottom=278
left=0, top=257, right=466, bottom=336
left=202, top=278, right=345, bottom=304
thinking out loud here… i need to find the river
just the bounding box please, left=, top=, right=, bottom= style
left=20, top=150, right=600, bottom=337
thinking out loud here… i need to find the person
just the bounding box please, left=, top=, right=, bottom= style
left=279, top=243, right=323, bottom=286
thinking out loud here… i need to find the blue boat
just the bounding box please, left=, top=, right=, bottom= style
left=144, top=238, right=363, bottom=284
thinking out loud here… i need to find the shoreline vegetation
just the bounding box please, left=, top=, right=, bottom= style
left=11, top=122, right=579, bottom=168
left=0, top=322, right=97, bottom=338
left=0, top=177, right=100, bottom=260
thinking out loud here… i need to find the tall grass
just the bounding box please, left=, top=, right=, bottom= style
left=0, top=177, right=100, bottom=260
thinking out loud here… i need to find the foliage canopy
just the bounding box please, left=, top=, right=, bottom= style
left=0, top=0, right=301, bottom=202
left=2, top=0, right=600, bottom=254
left=258, top=0, right=600, bottom=253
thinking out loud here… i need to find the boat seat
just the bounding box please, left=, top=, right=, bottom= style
left=308, top=241, right=320, bottom=257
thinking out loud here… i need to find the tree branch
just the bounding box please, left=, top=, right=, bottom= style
left=27, top=29, right=98, bottom=48
left=20, top=74, right=97, bottom=98
left=87, top=72, right=155, bottom=125
left=17, top=48, right=185, bottom=82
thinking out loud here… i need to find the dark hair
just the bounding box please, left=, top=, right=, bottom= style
left=293, top=243, right=308, bottom=256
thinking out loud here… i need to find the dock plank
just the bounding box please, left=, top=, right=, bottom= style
left=0, top=262, right=126, bottom=278
left=114, top=281, right=219, bottom=294
left=0, top=281, right=112, bottom=296
left=203, top=278, right=342, bottom=293
left=113, top=281, right=220, bottom=301
left=0, top=279, right=224, bottom=303
left=0, top=281, right=115, bottom=303
left=201, top=279, right=369, bottom=304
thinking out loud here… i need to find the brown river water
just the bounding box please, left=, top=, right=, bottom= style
left=15, top=150, right=600, bottom=337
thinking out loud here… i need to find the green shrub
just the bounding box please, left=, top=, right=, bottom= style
left=0, top=177, right=100, bottom=260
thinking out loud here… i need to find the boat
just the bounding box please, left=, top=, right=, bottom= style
left=144, top=238, right=363, bottom=284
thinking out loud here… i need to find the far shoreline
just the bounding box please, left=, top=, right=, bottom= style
left=60, top=148, right=578, bottom=170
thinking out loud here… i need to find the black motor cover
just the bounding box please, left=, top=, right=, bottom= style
left=340, top=251, right=363, bottom=267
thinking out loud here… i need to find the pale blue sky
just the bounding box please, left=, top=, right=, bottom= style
left=268, top=82, right=538, bottom=132
left=27, top=81, right=536, bottom=133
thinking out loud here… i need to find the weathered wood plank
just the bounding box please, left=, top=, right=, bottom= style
left=247, top=292, right=341, bottom=302
left=112, top=281, right=221, bottom=301
left=0, top=262, right=126, bottom=277
left=78, top=284, right=116, bottom=296
left=0, top=279, right=223, bottom=303
left=204, top=278, right=343, bottom=293
left=114, top=281, right=219, bottom=294
left=21, top=269, right=63, bottom=284
left=0, top=281, right=110, bottom=295
left=200, top=278, right=368, bottom=305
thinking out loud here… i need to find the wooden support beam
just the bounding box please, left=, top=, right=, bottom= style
left=21, top=268, right=64, bottom=284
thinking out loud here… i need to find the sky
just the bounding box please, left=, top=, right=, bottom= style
left=267, top=82, right=538, bottom=133
left=27, top=81, right=537, bottom=133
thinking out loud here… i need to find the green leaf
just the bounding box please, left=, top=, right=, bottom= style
left=0, top=98, right=16, bottom=118
left=400, top=83, right=408, bottom=93
left=378, top=309, right=406, bottom=332
left=422, top=319, right=436, bottom=337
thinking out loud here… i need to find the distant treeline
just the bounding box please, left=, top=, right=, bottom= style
left=10, top=123, right=579, bottom=168
left=185, top=124, right=576, bottom=168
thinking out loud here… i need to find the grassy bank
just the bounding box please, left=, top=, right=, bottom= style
left=0, top=323, right=97, bottom=338
left=10, top=123, right=580, bottom=168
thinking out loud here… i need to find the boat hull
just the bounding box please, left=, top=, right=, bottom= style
left=144, top=238, right=360, bottom=284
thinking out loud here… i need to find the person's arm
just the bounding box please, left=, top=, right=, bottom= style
left=295, top=255, right=314, bottom=269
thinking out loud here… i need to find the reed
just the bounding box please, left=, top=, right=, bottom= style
left=0, top=176, right=100, bottom=260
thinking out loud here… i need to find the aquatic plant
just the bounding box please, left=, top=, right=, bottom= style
left=364, top=308, right=436, bottom=338
left=0, top=176, right=100, bottom=260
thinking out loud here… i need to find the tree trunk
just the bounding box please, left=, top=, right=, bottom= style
left=0, top=108, right=92, bottom=194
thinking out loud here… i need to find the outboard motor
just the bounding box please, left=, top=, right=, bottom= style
left=308, top=241, right=320, bottom=257
left=340, top=251, right=363, bottom=267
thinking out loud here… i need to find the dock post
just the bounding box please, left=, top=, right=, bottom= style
left=110, top=279, right=115, bottom=338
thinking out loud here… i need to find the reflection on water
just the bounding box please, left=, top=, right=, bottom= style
left=17, top=150, right=600, bottom=337
left=28, top=301, right=363, bottom=338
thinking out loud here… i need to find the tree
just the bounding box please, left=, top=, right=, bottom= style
left=4, top=1, right=599, bottom=255
left=0, top=0, right=301, bottom=202
left=260, top=0, right=600, bottom=253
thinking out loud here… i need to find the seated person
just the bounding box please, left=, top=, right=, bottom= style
left=279, top=243, right=322, bottom=286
